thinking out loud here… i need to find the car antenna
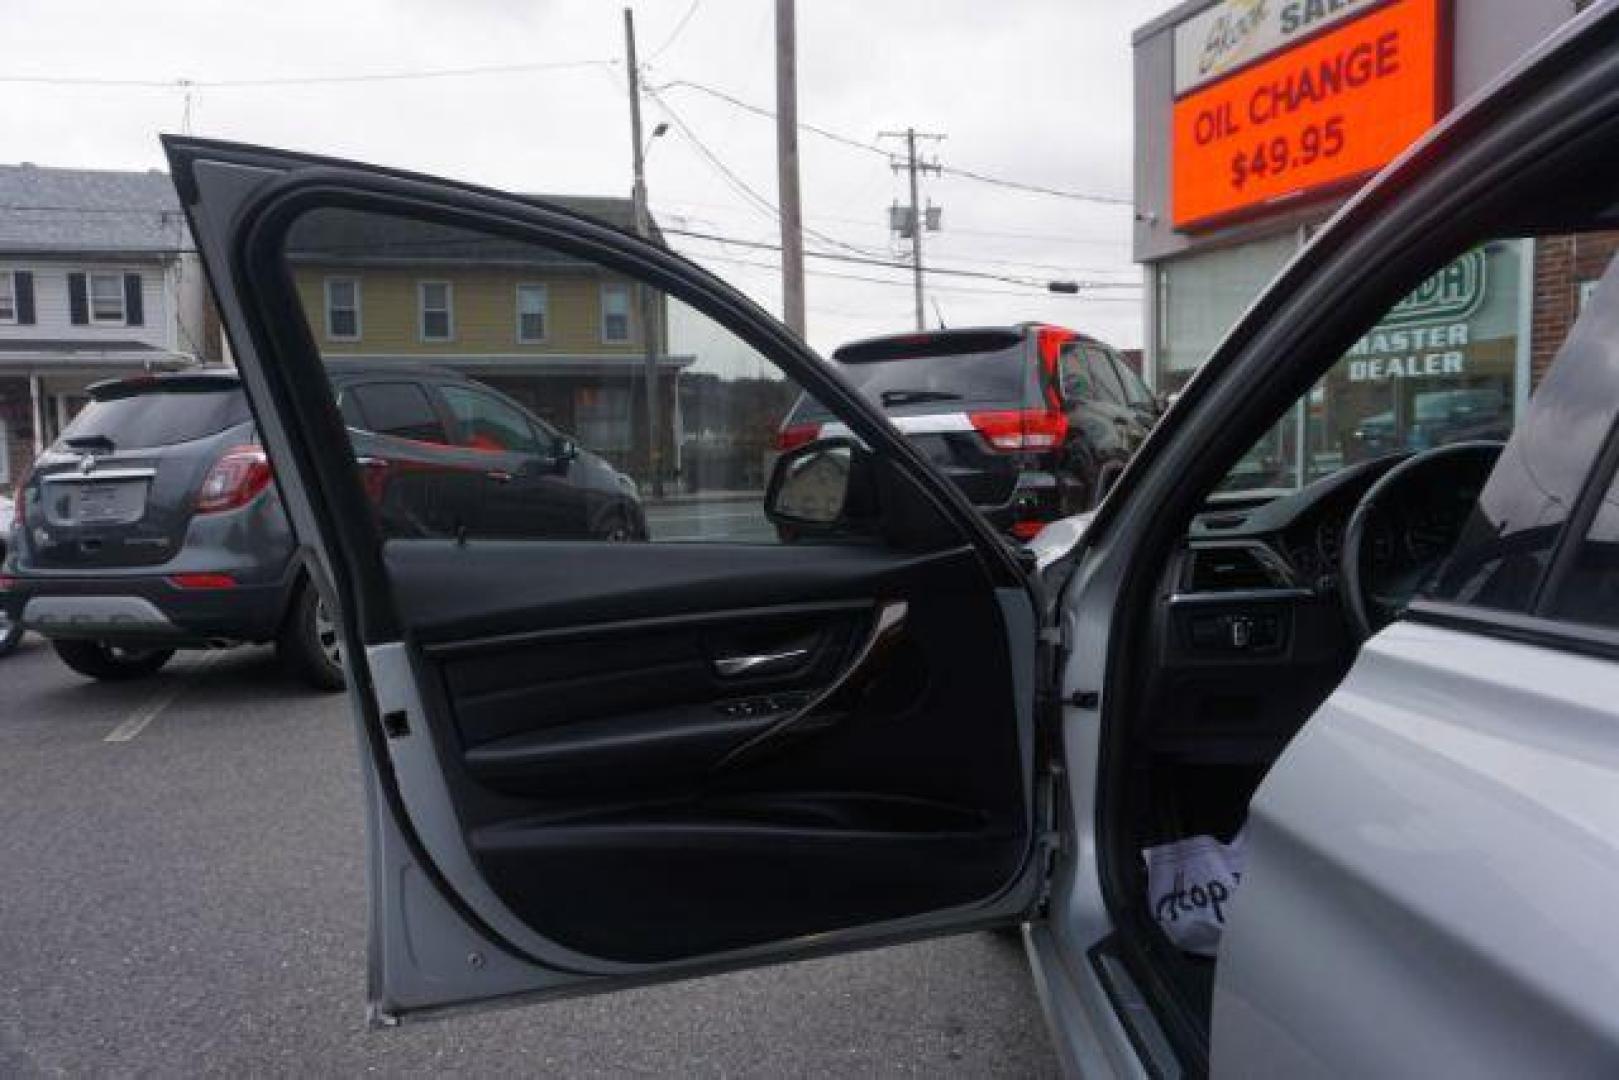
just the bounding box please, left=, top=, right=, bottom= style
left=931, top=297, right=947, bottom=329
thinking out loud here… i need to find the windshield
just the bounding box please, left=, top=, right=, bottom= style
left=1218, top=240, right=1525, bottom=494
left=59, top=388, right=250, bottom=451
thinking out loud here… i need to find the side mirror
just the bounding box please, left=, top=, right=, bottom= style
left=764, top=438, right=874, bottom=536
left=552, top=436, right=579, bottom=471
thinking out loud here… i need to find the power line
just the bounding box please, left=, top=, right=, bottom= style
left=644, top=86, right=890, bottom=261
left=647, top=0, right=704, bottom=62
left=688, top=249, right=1141, bottom=302
left=0, top=58, right=615, bottom=90
left=653, top=79, right=889, bottom=159
left=653, top=196, right=1131, bottom=249
left=652, top=77, right=1132, bottom=206
left=937, top=165, right=1133, bottom=206
left=666, top=226, right=1138, bottom=290
left=659, top=218, right=1135, bottom=277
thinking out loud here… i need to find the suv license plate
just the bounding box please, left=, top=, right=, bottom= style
left=74, top=482, right=144, bottom=524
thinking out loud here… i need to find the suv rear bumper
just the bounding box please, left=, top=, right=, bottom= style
left=2, top=572, right=296, bottom=646
left=974, top=470, right=1071, bottom=533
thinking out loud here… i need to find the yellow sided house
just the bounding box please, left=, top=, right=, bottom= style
left=284, top=199, right=689, bottom=486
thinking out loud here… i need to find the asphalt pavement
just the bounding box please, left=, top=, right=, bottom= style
left=0, top=635, right=1057, bottom=1076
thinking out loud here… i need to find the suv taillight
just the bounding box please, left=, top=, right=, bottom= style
left=776, top=423, right=822, bottom=451
left=969, top=409, right=1069, bottom=451
left=196, top=445, right=273, bottom=514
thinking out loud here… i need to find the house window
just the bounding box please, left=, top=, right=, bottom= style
left=0, top=273, right=14, bottom=323
left=419, top=281, right=453, bottom=342
left=516, top=284, right=549, bottom=343
left=601, top=282, right=632, bottom=343
left=325, top=278, right=361, bottom=341
left=90, top=273, right=126, bottom=323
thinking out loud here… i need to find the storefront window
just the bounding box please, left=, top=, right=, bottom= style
left=1156, top=231, right=1300, bottom=394
left=1217, top=239, right=1528, bottom=494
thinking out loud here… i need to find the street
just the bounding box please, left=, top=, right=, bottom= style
left=0, top=635, right=1057, bottom=1077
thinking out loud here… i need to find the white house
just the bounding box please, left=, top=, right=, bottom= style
left=0, top=164, right=219, bottom=486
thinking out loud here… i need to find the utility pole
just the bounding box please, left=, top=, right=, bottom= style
left=774, top=0, right=806, bottom=337
left=880, top=128, right=944, bottom=331
left=624, top=8, right=664, bottom=496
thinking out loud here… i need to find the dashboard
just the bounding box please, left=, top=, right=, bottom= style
left=1138, top=451, right=1493, bottom=762
left=1186, top=453, right=1486, bottom=606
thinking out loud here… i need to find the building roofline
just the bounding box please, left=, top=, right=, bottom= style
left=1133, top=0, right=1220, bottom=45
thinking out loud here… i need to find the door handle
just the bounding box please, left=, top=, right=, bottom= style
left=714, top=647, right=811, bottom=678
left=714, top=600, right=907, bottom=773
left=486, top=470, right=514, bottom=483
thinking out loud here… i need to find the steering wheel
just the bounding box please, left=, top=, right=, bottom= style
left=1340, top=441, right=1504, bottom=641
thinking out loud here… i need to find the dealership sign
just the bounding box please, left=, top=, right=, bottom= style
left=1175, top=0, right=1389, bottom=94
left=1344, top=248, right=1494, bottom=382
left=1171, top=0, right=1445, bottom=229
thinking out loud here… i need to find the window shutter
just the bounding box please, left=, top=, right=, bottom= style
left=14, top=271, right=34, bottom=325
left=68, top=272, right=88, bottom=324
left=124, top=274, right=144, bottom=326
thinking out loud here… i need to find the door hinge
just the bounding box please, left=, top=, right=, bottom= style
left=1033, top=759, right=1067, bottom=915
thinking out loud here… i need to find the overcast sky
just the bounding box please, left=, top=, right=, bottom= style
left=7, top=0, right=1181, bottom=353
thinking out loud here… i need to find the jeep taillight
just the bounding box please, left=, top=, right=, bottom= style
left=776, top=423, right=822, bottom=451
left=969, top=408, right=1068, bottom=451
left=196, top=445, right=273, bottom=514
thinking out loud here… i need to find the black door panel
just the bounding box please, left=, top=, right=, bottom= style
left=470, top=806, right=1020, bottom=963
left=384, top=541, right=1031, bottom=960
left=388, top=540, right=982, bottom=644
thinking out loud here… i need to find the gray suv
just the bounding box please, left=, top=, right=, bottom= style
left=1, top=362, right=645, bottom=688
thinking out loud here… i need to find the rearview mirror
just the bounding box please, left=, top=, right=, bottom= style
left=765, top=438, right=869, bottom=534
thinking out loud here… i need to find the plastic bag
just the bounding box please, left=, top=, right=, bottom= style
left=1142, top=829, right=1247, bottom=958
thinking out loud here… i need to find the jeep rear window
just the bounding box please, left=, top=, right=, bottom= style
left=792, top=331, right=1035, bottom=422
left=59, top=387, right=250, bottom=450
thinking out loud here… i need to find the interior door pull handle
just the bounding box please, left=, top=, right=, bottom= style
left=714, top=600, right=907, bottom=773
left=714, top=647, right=811, bottom=678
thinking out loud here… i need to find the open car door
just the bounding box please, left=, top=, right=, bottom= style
left=166, top=138, right=1056, bottom=1023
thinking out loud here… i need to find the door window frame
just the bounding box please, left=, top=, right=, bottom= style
left=209, top=162, right=1029, bottom=647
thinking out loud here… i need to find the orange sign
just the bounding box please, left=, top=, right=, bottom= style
left=1172, top=0, right=1443, bottom=230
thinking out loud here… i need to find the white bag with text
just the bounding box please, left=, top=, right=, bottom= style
left=1142, top=829, right=1248, bottom=958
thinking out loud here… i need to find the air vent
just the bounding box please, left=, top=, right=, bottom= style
left=1201, top=514, right=1248, bottom=530
left=1186, top=547, right=1286, bottom=592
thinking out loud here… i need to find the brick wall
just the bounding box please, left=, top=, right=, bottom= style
left=1531, top=231, right=1619, bottom=388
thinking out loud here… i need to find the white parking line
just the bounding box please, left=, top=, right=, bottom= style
left=103, top=652, right=220, bottom=743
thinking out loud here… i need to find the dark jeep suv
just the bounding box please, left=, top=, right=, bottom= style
left=0, top=361, right=644, bottom=688
left=780, top=325, right=1159, bottom=538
